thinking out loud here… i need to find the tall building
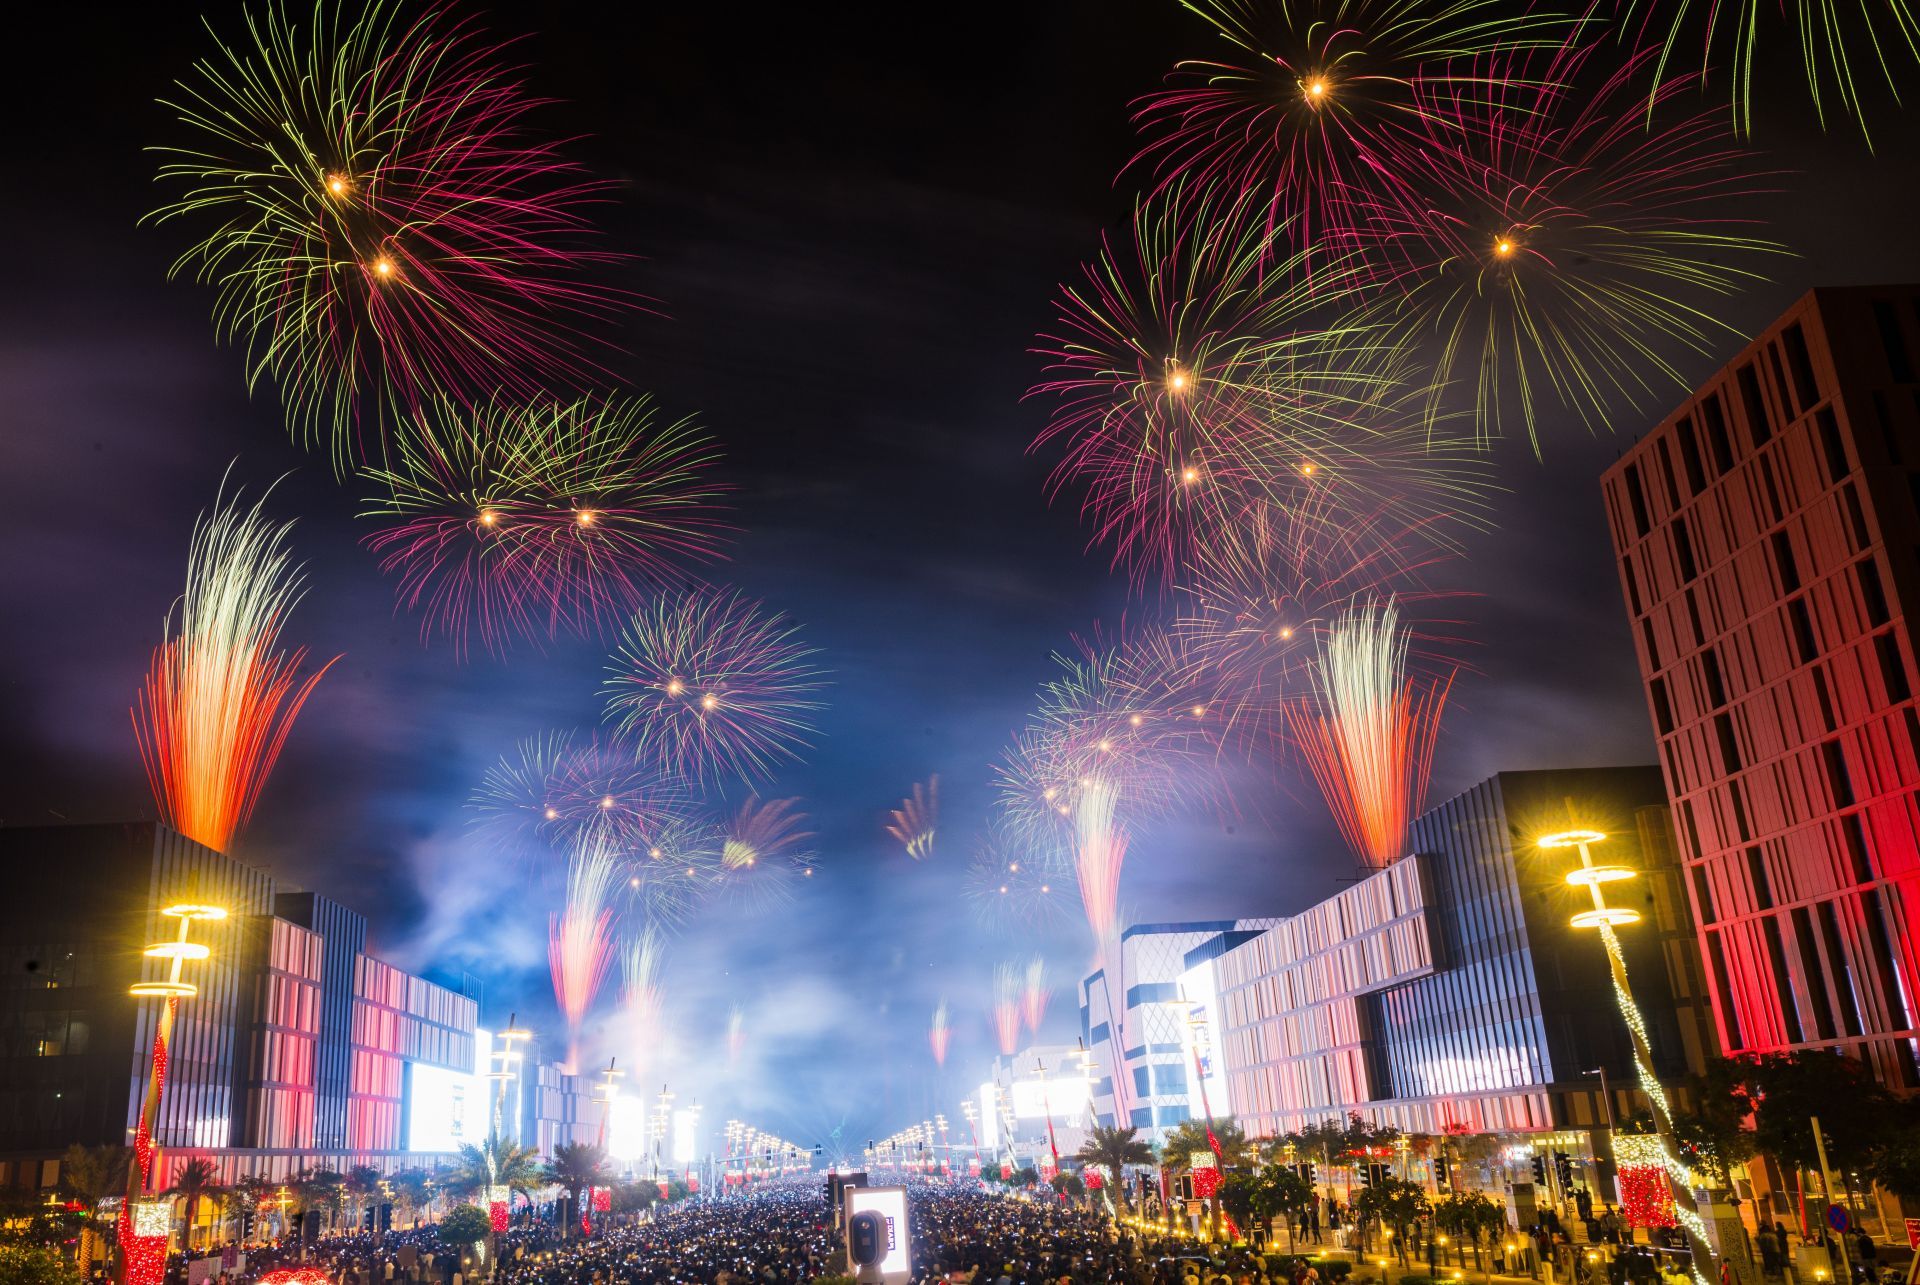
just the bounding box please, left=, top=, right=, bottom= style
left=1080, top=918, right=1279, bottom=1143
left=1601, top=286, right=1920, bottom=1087
left=0, top=822, right=582, bottom=1195
left=1200, top=768, right=1713, bottom=1139
left=976, top=1043, right=1096, bottom=1168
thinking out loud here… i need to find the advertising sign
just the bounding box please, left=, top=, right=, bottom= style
left=843, top=1185, right=912, bottom=1285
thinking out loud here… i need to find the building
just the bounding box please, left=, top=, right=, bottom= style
left=1175, top=768, right=1714, bottom=1142
left=1601, top=286, right=1920, bottom=1088
left=0, top=822, right=587, bottom=1193
left=977, top=1043, right=1096, bottom=1169
left=1079, top=918, right=1279, bottom=1142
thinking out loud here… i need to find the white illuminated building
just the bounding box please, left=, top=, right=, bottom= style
left=979, top=1043, right=1094, bottom=1168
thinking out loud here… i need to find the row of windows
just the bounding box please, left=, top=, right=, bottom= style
left=1, top=948, right=95, bottom=992
left=0, top=1009, right=90, bottom=1058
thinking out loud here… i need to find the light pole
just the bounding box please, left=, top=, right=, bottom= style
left=1539, top=826, right=1715, bottom=1285
left=119, top=898, right=226, bottom=1285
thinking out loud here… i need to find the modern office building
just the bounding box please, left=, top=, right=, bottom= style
left=977, top=1042, right=1096, bottom=1169
left=0, top=822, right=581, bottom=1192
left=1181, top=768, right=1714, bottom=1140
left=1601, top=286, right=1920, bottom=1088
left=1079, top=917, right=1279, bottom=1142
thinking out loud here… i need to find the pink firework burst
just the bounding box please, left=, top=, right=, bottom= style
left=361, top=394, right=731, bottom=656
left=992, top=965, right=1023, bottom=1055
left=153, top=3, right=645, bottom=469
left=930, top=1000, right=952, bottom=1066
left=1021, top=957, right=1052, bottom=1032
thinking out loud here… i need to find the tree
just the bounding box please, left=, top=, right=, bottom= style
left=59, top=1144, right=129, bottom=1271
left=1012, top=1166, right=1039, bottom=1188
left=1050, top=1172, right=1086, bottom=1201
left=543, top=1142, right=609, bottom=1238
left=1717, top=1051, right=1890, bottom=1228
left=1160, top=1118, right=1253, bottom=1171
left=164, top=1157, right=225, bottom=1250
left=345, top=1165, right=382, bottom=1233
left=388, top=1170, right=432, bottom=1230
left=0, top=1246, right=80, bottom=1285
left=437, top=1204, right=492, bottom=1256
left=447, top=1133, right=542, bottom=1199
left=1073, top=1126, right=1156, bottom=1213
left=1433, top=1192, right=1505, bottom=1271
left=1355, top=1178, right=1429, bottom=1260
left=301, top=1169, right=346, bottom=1235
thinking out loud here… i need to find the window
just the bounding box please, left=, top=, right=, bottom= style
left=1841, top=813, right=1875, bottom=884
left=1789, top=598, right=1818, bottom=664
left=1793, top=907, right=1838, bottom=1041
left=1656, top=439, right=1682, bottom=507
left=1859, top=559, right=1892, bottom=627
left=1771, top=531, right=1800, bottom=592
left=1843, top=483, right=1870, bottom=549
left=1817, top=901, right=1864, bottom=1038
left=1623, top=465, right=1651, bottom=538
left=1739, top=362, right=1773, bottom=447
left=1878, top=633, right=1911, bottom=702
left=1816, top=407, right=1848, bottom=483
left=1155, top=1104, right=1191, bottom=1127
left=1650, top=676, right=1675, bottom=736
left=1703, top=395, right=1735, bottom=473
left=1153, top=1063, right=1188, bottom=1095
left=1675, top=416, right=1707, bottom=492
left=1745, top=847, right=1773, bottom=910
left=1812, top=667, right=1838, bottom=732
left=1622, top=556, right=1643, bottom=616
left=1692, top=866, right=1717, bottom=925
left=1758, top=456, right=1785, bottom=525
left=1715, top=712, right=1741, bottom=773
left=1876, top=300, right=1916, bottom=383
left=1707, top=931, right=1745, bottom=1050
left=1822, top=740, right=1855, bottom=808
left=1764, top=916, right=1805, bottom=1044
left=1782, top=323, right=1821, bottom=411
left=1702, top=649, right=1728, bottom=708
left=1676, top=520, right=1699, bottom=583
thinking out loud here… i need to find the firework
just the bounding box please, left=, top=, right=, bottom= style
left=930, top=1000, right=952, bottom=1066
left=1073, top=777, right=1131, bottom=950
left=133, top=478, right=334, bottom=854
left=1175, top=500, right=1466, bottom=749
left=962, top=821, right=1073, bottom=931
left=726, top=1005, right=746, bottom=1066
left=1359, top=42, right=1784, bottom=450
left=1131, top=0, right=1566, bottom=255
left=1287, top=598, right=1451, bottom=869
left=992, top=965, right=1023, bottom=1056
left=549, top=825, right=621, bottom=1069
left=471, top=729, right=693, bottom=851
left=713, top=796, right=817, bottom=911
left=621, top=814, right=726, bottom=930
left=151, top=2, right=635, bottom=469
left=885, top=776, right=939, bottom=859
left=603, top=589, right=828, bottom=784
left=620, top=927, right=666, bottom=1073
left=360, top=395, right=730, bottom=655
left=1029, top=185, right=1488, bottom=582
left=1622, top=0, right=1918, bottom=140
left=1021, top=957, right=1051, bottom=1032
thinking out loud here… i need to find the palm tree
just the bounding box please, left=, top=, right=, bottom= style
left=447, top=1132, right=542, bottom=1200
left=1159, top=1118, right=1251, bottom=1236
left=60, top=1144, right=130, bottom=1271
left=231, top=1175, right=277, bottom=1244
left=543, top=1142, right=609, bottom=1238
left=163, top=1158, right=224, bottom=1250
left=1072, top=1125, right=1155, bottom=1213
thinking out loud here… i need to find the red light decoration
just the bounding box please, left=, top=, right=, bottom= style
left=1000, top=1161, right=1012, bottom=1180
left=488, top=1200, right=509, bottom=1234
left=123, top=1236, right=168, bottom=1285
left=1614, top=1135, right=1677, bottom=1228
left=1189, top=1150, right=1221, bottom=1199
left=260, top=1270, right=331, bottom=1285
left=591, top=1186, right=612, bottom=1212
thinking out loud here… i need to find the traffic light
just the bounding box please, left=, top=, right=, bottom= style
left=239, top=1210, right=255, bottom=1241
left=379, top=1203, right=392, bottom=1231
left=1356, top=1163, right=1373, bottom=1190
left=1554, top=1153, right=1574, bottom=1187
left=1530, top=1155, right=1547, bottom=1184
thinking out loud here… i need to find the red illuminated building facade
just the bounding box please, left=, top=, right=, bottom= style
left=1602, top=286, right=1920, bottom=1086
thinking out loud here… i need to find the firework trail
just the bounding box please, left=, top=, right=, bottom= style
left=1131, top=0, right=1568, bottom=258
left=621, top=814, right=726, bottom=931
left=133, top=477, right=335, bottom=854
left=1029, top=185, right=1490, bottom=583
left=603, top=588, right=828, bottom=784
left=1073, top=778, right=1131, bottom=951
left=1287, top=598, right=1452, bottom=869
left=930, top=1000, right=952, bottom=1067
left=963, top=820, right=1073, bottom=931
left=726, top=1005, right=746, bottom=1066
left=1358, top=41, right=1785, bottom=451
left=1620, top=0, right=1917, bottom=141
left=360, top=395, right=730, bottom=655
left=549, top=825, right=621, bottom=1070
left=150, top=2, right=639, bottom=470
left=620, top=927, right=666, bottom=1075
left=714, top=796, right=817, bottom=912
left=992, top=965, right=1023, bottom=1056
left=1022, top=957, right=1052, bottom=1032
left=886, top=776, right=939, bottom=859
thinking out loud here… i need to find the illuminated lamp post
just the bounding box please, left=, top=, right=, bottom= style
left=959, top=1100, right=980, bottom=1175
left=1538, top=827, right=1715, bottom=1285
left=119, top=899, right=226, bottom=1285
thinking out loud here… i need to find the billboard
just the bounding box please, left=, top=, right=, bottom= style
left=843, top=1186, right=912, bottom=1285
left=1008, top=1075, right=1090, bottom=1119
left=405, top=1027, right=490, bottom=1153
left=1178, top=962, right=1229, bottom=1119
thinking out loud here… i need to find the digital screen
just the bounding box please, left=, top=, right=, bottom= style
left=406, top=1061, right=485, bottom=1152
left=844, top=1186, right=912, bottom=1284
left=1009, top=1075, right=1090, bottom=1119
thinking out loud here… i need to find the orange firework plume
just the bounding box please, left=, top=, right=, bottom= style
left=133, top=480, right=334, bottom=853
left=885, top=775, right=939, bottom=859
left=1288, top=598, right=1451, bottom=870
left=549, top=826, right=620, bottom=1069
left=992, top=964, right=1023, bottom=1055
left=1021, top=956, right=1051, bottom=1031
left=930, top=999, right=951, bottom=1066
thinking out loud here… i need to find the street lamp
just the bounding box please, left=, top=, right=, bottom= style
left=1539, top=826, right=1714, bottom=1285
left=120, top=900, right=227, bottom=1285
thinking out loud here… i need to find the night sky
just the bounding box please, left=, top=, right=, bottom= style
left=5, top=1, right=1920, bottom=1153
